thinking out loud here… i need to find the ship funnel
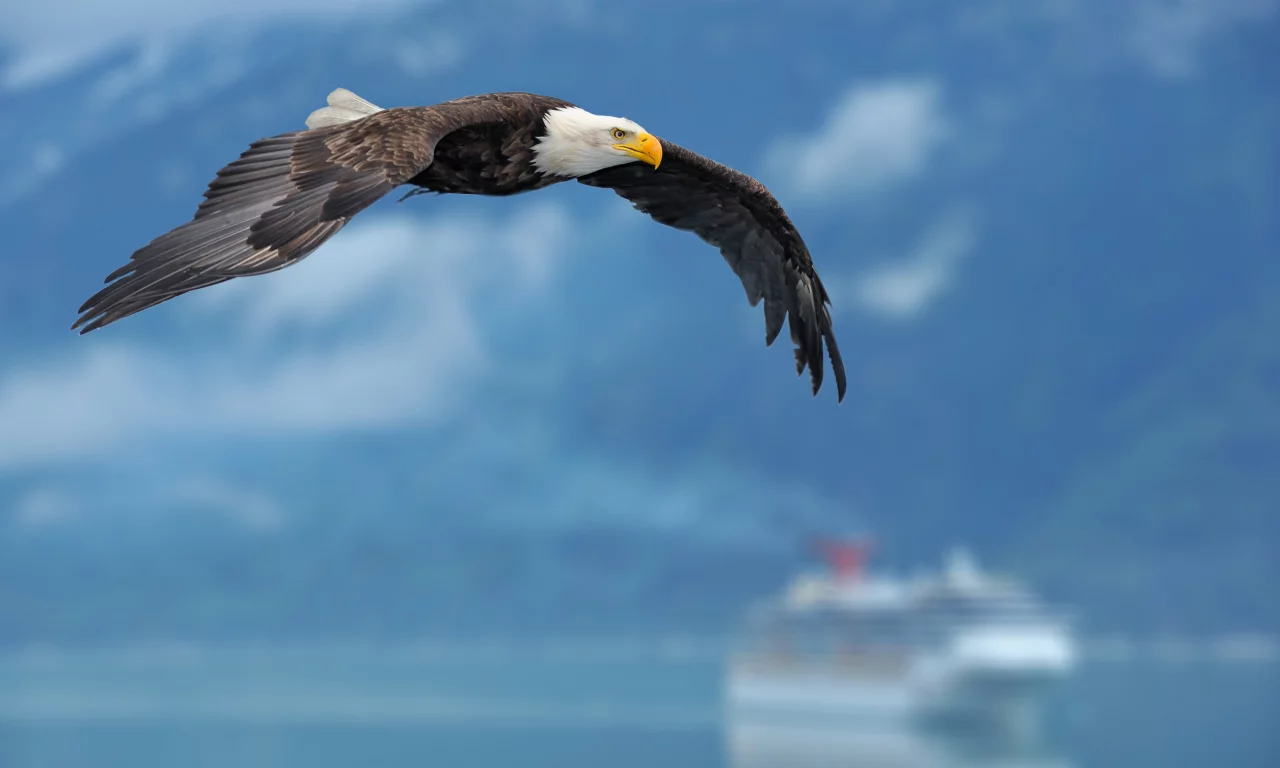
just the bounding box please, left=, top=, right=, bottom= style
left=811, top=538, right=875, bottom=582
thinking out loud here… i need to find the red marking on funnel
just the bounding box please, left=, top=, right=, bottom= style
left=812, top=538, right=876, bottom=581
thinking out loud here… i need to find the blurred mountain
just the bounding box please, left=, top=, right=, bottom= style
left=0, top=0, right=1276, bottom=644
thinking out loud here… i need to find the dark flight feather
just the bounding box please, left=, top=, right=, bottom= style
left=578, top=139, right=847, bottom=402
left=73, top=95, right=554, bottom=334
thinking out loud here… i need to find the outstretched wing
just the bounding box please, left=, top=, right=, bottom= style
left=577, top=139, right=847, bottom=402
left=74, top=102, right=488, bottom=334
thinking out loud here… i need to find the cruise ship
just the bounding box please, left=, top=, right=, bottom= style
left=724, top=541, right=1075, bottom=732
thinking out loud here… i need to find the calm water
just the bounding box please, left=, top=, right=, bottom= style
left=0, top=642, right=1275, bottom=767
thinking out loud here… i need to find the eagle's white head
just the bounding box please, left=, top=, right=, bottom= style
left=533, top=106, right=663, bottom=178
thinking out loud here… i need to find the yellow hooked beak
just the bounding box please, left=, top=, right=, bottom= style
left=614, top=132, right=662, bottom=169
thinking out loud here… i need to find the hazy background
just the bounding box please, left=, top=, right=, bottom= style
left=0, top=0, right=1276, bottom=680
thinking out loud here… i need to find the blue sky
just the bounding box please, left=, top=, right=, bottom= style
left=0, top=0, right=1275, bottom=635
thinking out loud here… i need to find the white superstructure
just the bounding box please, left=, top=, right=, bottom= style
left=724, top=543, right=1074, bottom=731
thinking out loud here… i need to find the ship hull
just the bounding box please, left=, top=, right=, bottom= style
left=724, top=653, right=1066, bottom=732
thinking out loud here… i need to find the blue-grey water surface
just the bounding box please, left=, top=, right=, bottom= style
left=0, top=642, right=1274, bottom=768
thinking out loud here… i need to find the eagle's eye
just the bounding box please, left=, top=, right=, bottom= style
left=611, top=128, right=627, bottom=140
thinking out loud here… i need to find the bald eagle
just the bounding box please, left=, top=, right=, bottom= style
left=74, top=89, right=846, bottom=401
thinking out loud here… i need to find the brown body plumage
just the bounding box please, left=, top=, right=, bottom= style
left=74, top=90, right=847, bottom=401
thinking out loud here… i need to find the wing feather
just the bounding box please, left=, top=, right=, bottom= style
left=73, top=100, right=512, bottom=334
left=578, top=140, right=847, bottom=402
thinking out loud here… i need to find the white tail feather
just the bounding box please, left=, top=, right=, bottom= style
left=305, top=88, right=385, bottom=129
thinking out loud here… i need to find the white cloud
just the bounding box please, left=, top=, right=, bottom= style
left=158, top=476, right=287, bottom=532
left=195, top=203, right=572, bottom=334
left=7, top=477, right=287, bottom=532
left=0, top=203, right=575, bottom=469
left=0, top=41, right=250, bottom=208
left=765, top=77, right=948, bottom=200
left=86, top=40, right=171, bottom=105
left=848, top=212, right=976, bottom=320
left=1130, top=0, right=1278, bottom=79
left=450, top=427, right=854, bottom=549
left=0, top=0, right=430, bottom=91
left=9, top=488, right=80, bottom=530
left=392, top=33, right=464, bottom=77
